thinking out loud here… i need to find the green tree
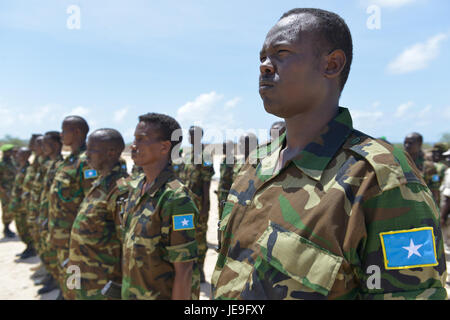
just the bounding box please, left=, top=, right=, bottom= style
left=440, top=133, right=450, bottom=144
left=0, top=135, right=28, bottom=148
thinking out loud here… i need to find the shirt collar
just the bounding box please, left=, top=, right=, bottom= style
left=131, top=165, right=174, bottom=200
left=259, top=107, right=354, bottom=182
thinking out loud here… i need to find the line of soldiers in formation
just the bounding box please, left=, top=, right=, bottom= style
left=0, top=113, right=285, bottom=300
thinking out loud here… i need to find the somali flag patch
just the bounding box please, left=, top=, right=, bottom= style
left=83, top=169, right=98, bottom=179
left=173, top=214, right=195, bottom=231
left=379, top=227, right=438, bottom=270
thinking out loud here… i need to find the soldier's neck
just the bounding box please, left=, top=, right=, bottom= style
left=142, top=158, right=169, bottom=187
left=70, top=140, right=86, bottom=155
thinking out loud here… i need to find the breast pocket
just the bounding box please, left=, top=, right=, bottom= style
left=254, top=221, right=343, bottom=299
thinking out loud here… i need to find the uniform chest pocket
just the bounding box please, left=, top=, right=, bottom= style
left=256, top=222, right=343, bottom=297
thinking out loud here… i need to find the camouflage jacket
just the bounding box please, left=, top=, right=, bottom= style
left=218, top=157, right=236, bottom=195
left=212, top=107, right=447, bottom=300
left=38, top=155, right=64, bottom=230
left=121, top=166, right=199, bottom=300
left=179, top=150, right=215, bottom=208
left=48, top=146, right=97, bottom=249
left=9, top=162, right=30, bottom=213
left=29, top=156, right=50, bottom=222
left=22, top=155, right=39, bottom=201
left=0, top=157, right=17, bottom=200
left=68, top=163, right=129, bottom=298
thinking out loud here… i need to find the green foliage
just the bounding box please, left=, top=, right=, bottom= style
left=0, top=135, right=28, bottom=148
left=440, top=133, right=450, bottom=144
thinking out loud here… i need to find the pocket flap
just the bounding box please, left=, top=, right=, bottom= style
left=257, top=222, right=343, bottom=296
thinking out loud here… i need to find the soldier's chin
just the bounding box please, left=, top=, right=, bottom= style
left=263, top=101, right=286, bottom=118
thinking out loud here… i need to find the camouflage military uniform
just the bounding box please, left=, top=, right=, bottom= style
left=217, top=157, right=235, bottom=220
left=0, top=156, right=17, bottom=226
left=67, top=162, right=129, bottom=300
left=424, top=161, right=447, bottom=207
left=413, top=151, right=425, bottom=173
left=121, top=166, right=200, bottom=300
left=172, top=162, right=185, bottom=178
left=29, top=156, right=50, bottom=249
left=48, top=146, right=97, bottom=295
left=22, top=156, right=39, bottom=241
left=9, top=161, right=32, bottom=245
left=179, top=151, right=214, bottom=272
left=37, top=156, right=63, bottom=280
left=130, top=164, right=143, bottom=179
left=212, top=107, right=447, bottom=300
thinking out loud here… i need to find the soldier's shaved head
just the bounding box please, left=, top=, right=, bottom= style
left=44, top=131, right=62, bottom=146
left=89, top=128, right=125, bottom=154
left=63, top=115, right=90, bottom=138
left=406, top=132, right=423, bottom=145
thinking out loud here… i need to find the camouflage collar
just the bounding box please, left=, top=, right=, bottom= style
left=89, top=162, right=124, bottom=193
left=132, top=165, right=174, bottom=199
left=259, top=107, right=353, bottom=182
left=68, top=144, right=87, bottom=160
left=147, top=165, right=174, bottom=197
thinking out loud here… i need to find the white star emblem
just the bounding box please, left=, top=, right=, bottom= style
left=181, top=218, right=189, bottom=227
left=402, top=239, right=423, bottom=259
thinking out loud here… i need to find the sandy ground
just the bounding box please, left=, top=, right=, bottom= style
left=1, top=176, right=450, bottom=300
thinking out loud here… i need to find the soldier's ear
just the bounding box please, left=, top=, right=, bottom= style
left=160, top=140, right=172, bottom=156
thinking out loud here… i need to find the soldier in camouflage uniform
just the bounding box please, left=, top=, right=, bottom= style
left=9, top=148, right=32, bottom=246
left=34, top=131, right=64, bottom=294
left=122, top=113, right=199, bottom=300
left=67, top=129, right=128, bottom=300
left=18, top=134, right=42, bottom=258
left=172, top=147, right=185, bottom=178
left=425, top=144, right=449, bottom=207
left=212, top=8, right=447, bottom=300
left=0, top=144, right=17, bottom=238
left=48, top=116, right=96, bottom=299
left=233, top=133, right=259, bottom=181
left=217, top=141, right=236, bottom=220
left=28, top=136, right=50, bottom=249
left=179, top=126, right=214, bottom=282
left=404, top=132, right=425, bottom=173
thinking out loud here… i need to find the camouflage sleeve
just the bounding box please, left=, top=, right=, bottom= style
left=356, top=175, right=447, bottom=299
left=161, top=188, right=199, bottom=263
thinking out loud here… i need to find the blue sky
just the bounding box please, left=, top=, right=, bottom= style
left=0, top=0, right=449, bottom=145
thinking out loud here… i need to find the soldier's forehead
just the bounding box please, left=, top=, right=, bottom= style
left=263, top=13, right=319, bottom=49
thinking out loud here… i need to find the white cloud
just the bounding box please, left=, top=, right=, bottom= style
left=387, top=33, right=448, bottom=74
left=113, top=107, right=129, bottom=123
left=351, top=110, right=384, bottom=130
left=444, top=106, right=450, bottom=120
left=176, top=91, right=242, bottom=143
left=67, top=106, right=90, bottom=117
left=370, top=0, right=416, bottom=8
left=224, top=97, right=241, bottom=110
left=394, top=101, right=414, bottom=118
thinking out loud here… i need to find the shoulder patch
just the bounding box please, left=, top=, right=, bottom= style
left=83, top=169, right=98, bottom=179
left=172, top=214, right=195, bottom=231
left=346, top=133, right=409, bottom=191
left=379, top=227, right=438, bottom=270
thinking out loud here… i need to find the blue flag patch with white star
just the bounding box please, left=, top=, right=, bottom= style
left=379, top=227, right=438, bottom=270
left=84, top=169, right=98, bottom=179
left=172, top=214, right=195, bottom=231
